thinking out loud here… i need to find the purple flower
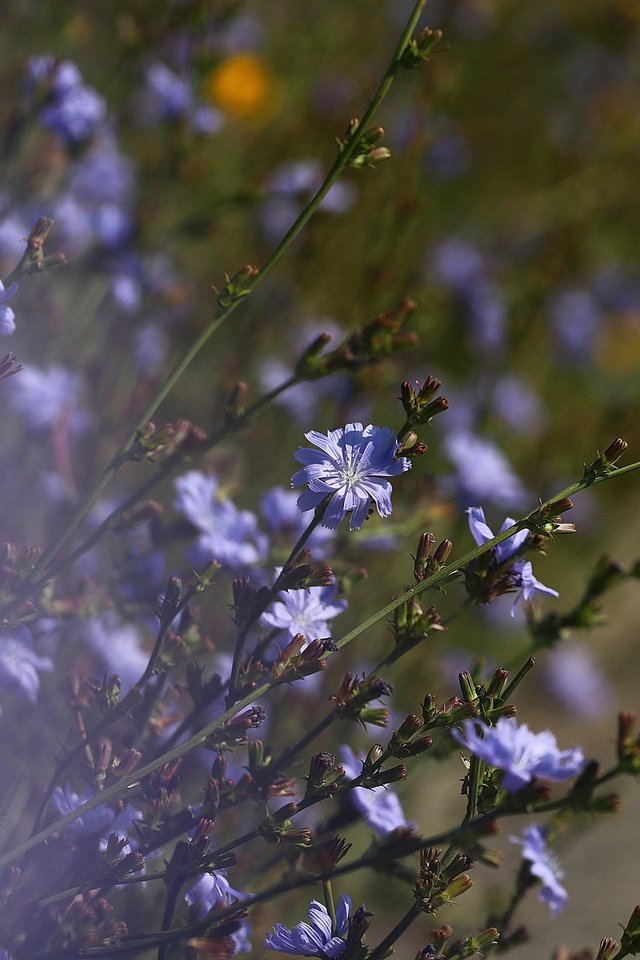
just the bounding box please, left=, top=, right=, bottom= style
left=467, top=506, right=558, bottom=616
left=0, top=629, right=53, bottom=702
left=265, top=896, right=351, bottom=957
left=0, top=280, right=17, bottom=335
left=445, top=432, right=526, bottom=507
left=451, top=717, right=585, bottom=793
left=292, top=423, right=411, bottom=531
left=510, top=825, right=568, bottom=915
left=175, top=470, right=268, bottom=573
left=260, top=577, right=347, bottom=643
left=340, top=745, right=408, bottom=835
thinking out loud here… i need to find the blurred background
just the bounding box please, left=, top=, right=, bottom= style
left=0, top=0, right=639, bottom=957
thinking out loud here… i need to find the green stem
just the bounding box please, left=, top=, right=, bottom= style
left=227, top=500, right=328, bottom=706
left=368, top=901, right=423, bottom=960
left=323, top=878, right=337, bottom=932
left=26, top=0, right=430, bottom=583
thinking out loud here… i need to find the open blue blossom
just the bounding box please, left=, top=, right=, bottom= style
left=510, top=825, right=568, bottom=915
left=175, top=470, right=268, bottom=573
left=340, top=745, right=409, bottom=835
left=0, top=280, right=17, bottom=335
left=260, top=577, right=347, bottom=643
left=467, top=506, right=559, bottom=616
left=0, top=629, right=53, bottom=702
left=451, top=717, right=585, bottom=793
left=292, top=423, right=410, bottom=531
left=265, top=896, right=351, bottom=957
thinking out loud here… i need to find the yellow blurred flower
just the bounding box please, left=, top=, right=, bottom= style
left=596, top=314, right=640, bottom=374
left=204, top=53, right=275, bottom=119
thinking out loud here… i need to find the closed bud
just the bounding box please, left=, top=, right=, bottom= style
left=596, top=937, right=620, bottom=960
left=225, top=380, right=248, bottom=423
left=365, top=743, right=384, bottom=769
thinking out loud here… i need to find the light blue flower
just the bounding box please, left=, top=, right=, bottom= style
left=175, top=470, right=268, bottom=573
left=451, top=717, right=585, bottom=793
left=292, top=423, right=410, bottom=531
left=510, top=825, right=568, bottom=915
left=340, top=745, right=408, bottom=836
left=467, top=506, right=558, bottom=616
left=265, top=896, right=351, bottom=957
left=260, top=576, right=347, bottom=643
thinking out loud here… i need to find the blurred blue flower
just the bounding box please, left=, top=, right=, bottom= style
left=430, top=237, right=505, bottom=354
left=28, top=57, right=106, bottom=145
left=548, top=288, right=600, bottom=364
left=51, top=784, right=141, bottom=841
left=9, top=364, right=89, bottom=434
left=175, top=470, right=268, bottom=573
left=451, top=716, right=585, bottom=793
left=491, top=375, right=546, bottom=436
left=0, top=629, right=53, bottom=702
left=467, top=506, right=559, bottom=616
left=445, top=432, right=526, bottom=507
left=542, top=641, right=612, bottom=720
left=292, top=423, right=411, bottom=531
left=510, top=825, right=568, bottom=916
left=260, top=577, right=347, bottom=643
left=84, top=613, right=149, bottom=692
left=265, top=896, right=351, bottom=957
left=140, top=63, right=223, bottom=135
left=184, top=871, right=244, bottom=918
left=260, top=486, right=335, bottom=559
left=260, top=160, right=356, bottom=243
left=340, top=744, right=409, bottom=835
left=0, top=280, right=17, bottom=335
left=41, top=84, right=106, bottom=144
